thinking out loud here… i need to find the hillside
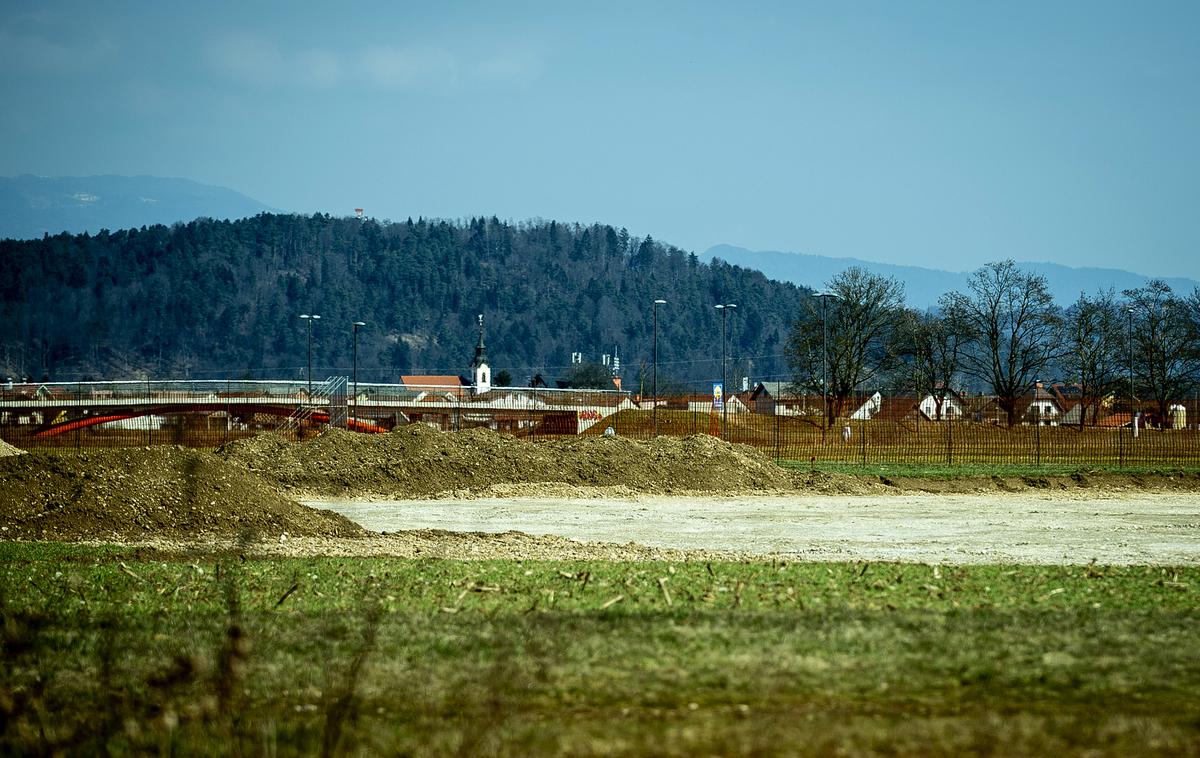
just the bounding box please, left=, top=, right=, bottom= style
left=706, top=244, right=1200, bottom=308
left=0, top=214, right=808, bottom=387
left=0, top=175, right=275, bottom=241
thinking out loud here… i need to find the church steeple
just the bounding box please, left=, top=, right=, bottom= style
left=473, top=314, right=488, bottom=369
left=472, top=314, right=491, bottom=394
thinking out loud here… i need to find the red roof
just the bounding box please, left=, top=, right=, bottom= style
left=400, top=375, right=466, bottom=387
left=873, top=397, right=926, bottom=421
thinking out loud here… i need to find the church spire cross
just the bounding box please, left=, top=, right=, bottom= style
left=473, top=314, right=488, bottom=369
left=472, top=313, right=491, bottom=394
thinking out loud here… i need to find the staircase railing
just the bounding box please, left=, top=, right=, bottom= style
left=275, top=376, right=348, bottom=437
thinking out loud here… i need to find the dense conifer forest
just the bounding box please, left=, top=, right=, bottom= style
left=0, top=214, right=811, bottom=389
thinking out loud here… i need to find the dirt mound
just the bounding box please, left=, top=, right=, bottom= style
left=875, top=471, right=1200, bottom=495
left=0, top=447, right=365, bottom=542
left=0, top=439, right=25, bottom=457
left=790, top=469, right=890, bottom=495
left=216, top=426, right=796, bottom=497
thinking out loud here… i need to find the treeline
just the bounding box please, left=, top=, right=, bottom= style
left=0, top=213, right=807, bottom=387
left=788, top=262, right=1200, bottom=426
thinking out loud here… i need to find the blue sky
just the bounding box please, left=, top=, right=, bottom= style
left=2, top=2, right=1198, bottom=278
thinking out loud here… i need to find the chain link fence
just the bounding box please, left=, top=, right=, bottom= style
left=616, top=388, right=1200, bottom=467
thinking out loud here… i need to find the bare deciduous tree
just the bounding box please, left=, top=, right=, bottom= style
left=898, top=309, right=967, bottom=421
left=1062, top=290, right=1123, bottom=428
left=942, top=260, right=1062, bottom=427
left=788, top=267, right=906, bottom=424
left=1123, top=280, right=1200, bottom=422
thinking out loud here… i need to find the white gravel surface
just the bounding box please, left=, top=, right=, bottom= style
left=307, top=492, right=1200, bottom=565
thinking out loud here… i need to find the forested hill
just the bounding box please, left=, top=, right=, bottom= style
left=0, top=214, right=809, bottom=388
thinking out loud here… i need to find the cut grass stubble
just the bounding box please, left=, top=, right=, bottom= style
left=2, top=544, right=1198, bottom=756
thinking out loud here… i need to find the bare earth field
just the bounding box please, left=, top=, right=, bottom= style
left=307, top=491, right=1200, bottom=565
left=2, top=426, right=1200, bottom=563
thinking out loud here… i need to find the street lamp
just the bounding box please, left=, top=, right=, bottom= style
left=813, top=292, right=840, bottom=432
left=653, top=299, right=666, bottom=437
left=715, top=303, right=737, bottom=439
left=299, top=314, right=320, bottom=402
left=1125, top=305, right=1136, bottom=440
left=352, top=321, right=366, bottom=429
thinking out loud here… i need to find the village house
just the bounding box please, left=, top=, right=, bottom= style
left=399, top=375, right=469, bottom=396
left=665, top=393, right=750, bottom=414
left=746, top=382, right=824, bottom=418
left=1018, top=382, right=1065, bottom=426
left=916, top=389, right=967, bottom=421
left=852, top=392, right=924, bottom=423
left=851, top=390, right=967, bottom=423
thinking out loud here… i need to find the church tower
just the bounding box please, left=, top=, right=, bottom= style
left=472, top=314, right=491, bottom=394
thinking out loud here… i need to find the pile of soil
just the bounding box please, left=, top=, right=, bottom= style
left=0, top=447, right=365, bottom=542
left=873, top=470, right=1200, bottom=494
left=0, top=439, right=25, bottom=457
left=791, top=469, right=891, bottom=495
left=216, top=426, right=797, bottom=497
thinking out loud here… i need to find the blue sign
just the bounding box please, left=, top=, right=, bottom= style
left=712, top=382, right=724, bottom=410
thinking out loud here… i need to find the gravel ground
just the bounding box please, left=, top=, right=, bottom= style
left=307, top=491, right=1200, bottom=565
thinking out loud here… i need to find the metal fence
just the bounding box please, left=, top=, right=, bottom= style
left=611, top=408, right=1200, bottom=467
left=3, top=381, right=1199, bottom=468
left=609, top=389, right=1200, bottom=467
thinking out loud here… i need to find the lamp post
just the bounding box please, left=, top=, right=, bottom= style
left=653, top=299, right=666, bottom=437
left=352, top=321, right=366, bottom=429
left=299, top=314, right=320, bottom=402
left=814, top=292, right=840, bottom=433
left=715, top=303, right=737, bottom=439
left=1126, top=305, right=1136, bottom=442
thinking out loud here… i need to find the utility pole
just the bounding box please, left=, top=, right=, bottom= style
left=299, top=314, right=321, bottom=402
left=653, top=299, right=666, bottom=436
left=715, top=303, right=736, bottom=439
left=352, top=321, right=366, bottom=429
left=814, top=292, right=840, bottom=434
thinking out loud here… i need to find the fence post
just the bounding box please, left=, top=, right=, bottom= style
left=946, top=416, right=953, bottom=466
left=145, top=378, right=151, bottom=447
left=1035, top=408, right=1042, bottom=467
left=1118, top=420, right=1124, bottom=467
left=774, top=406, right=780, bottom=462
left=860, top=419, right=867, bottom=467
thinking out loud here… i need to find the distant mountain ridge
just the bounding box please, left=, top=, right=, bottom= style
left=705, top=244, right=1200, bottom=308
left=0, top=175, right=275, bottom=240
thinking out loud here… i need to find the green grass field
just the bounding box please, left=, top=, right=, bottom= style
left=3, top=543, right=1198, bottom=756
